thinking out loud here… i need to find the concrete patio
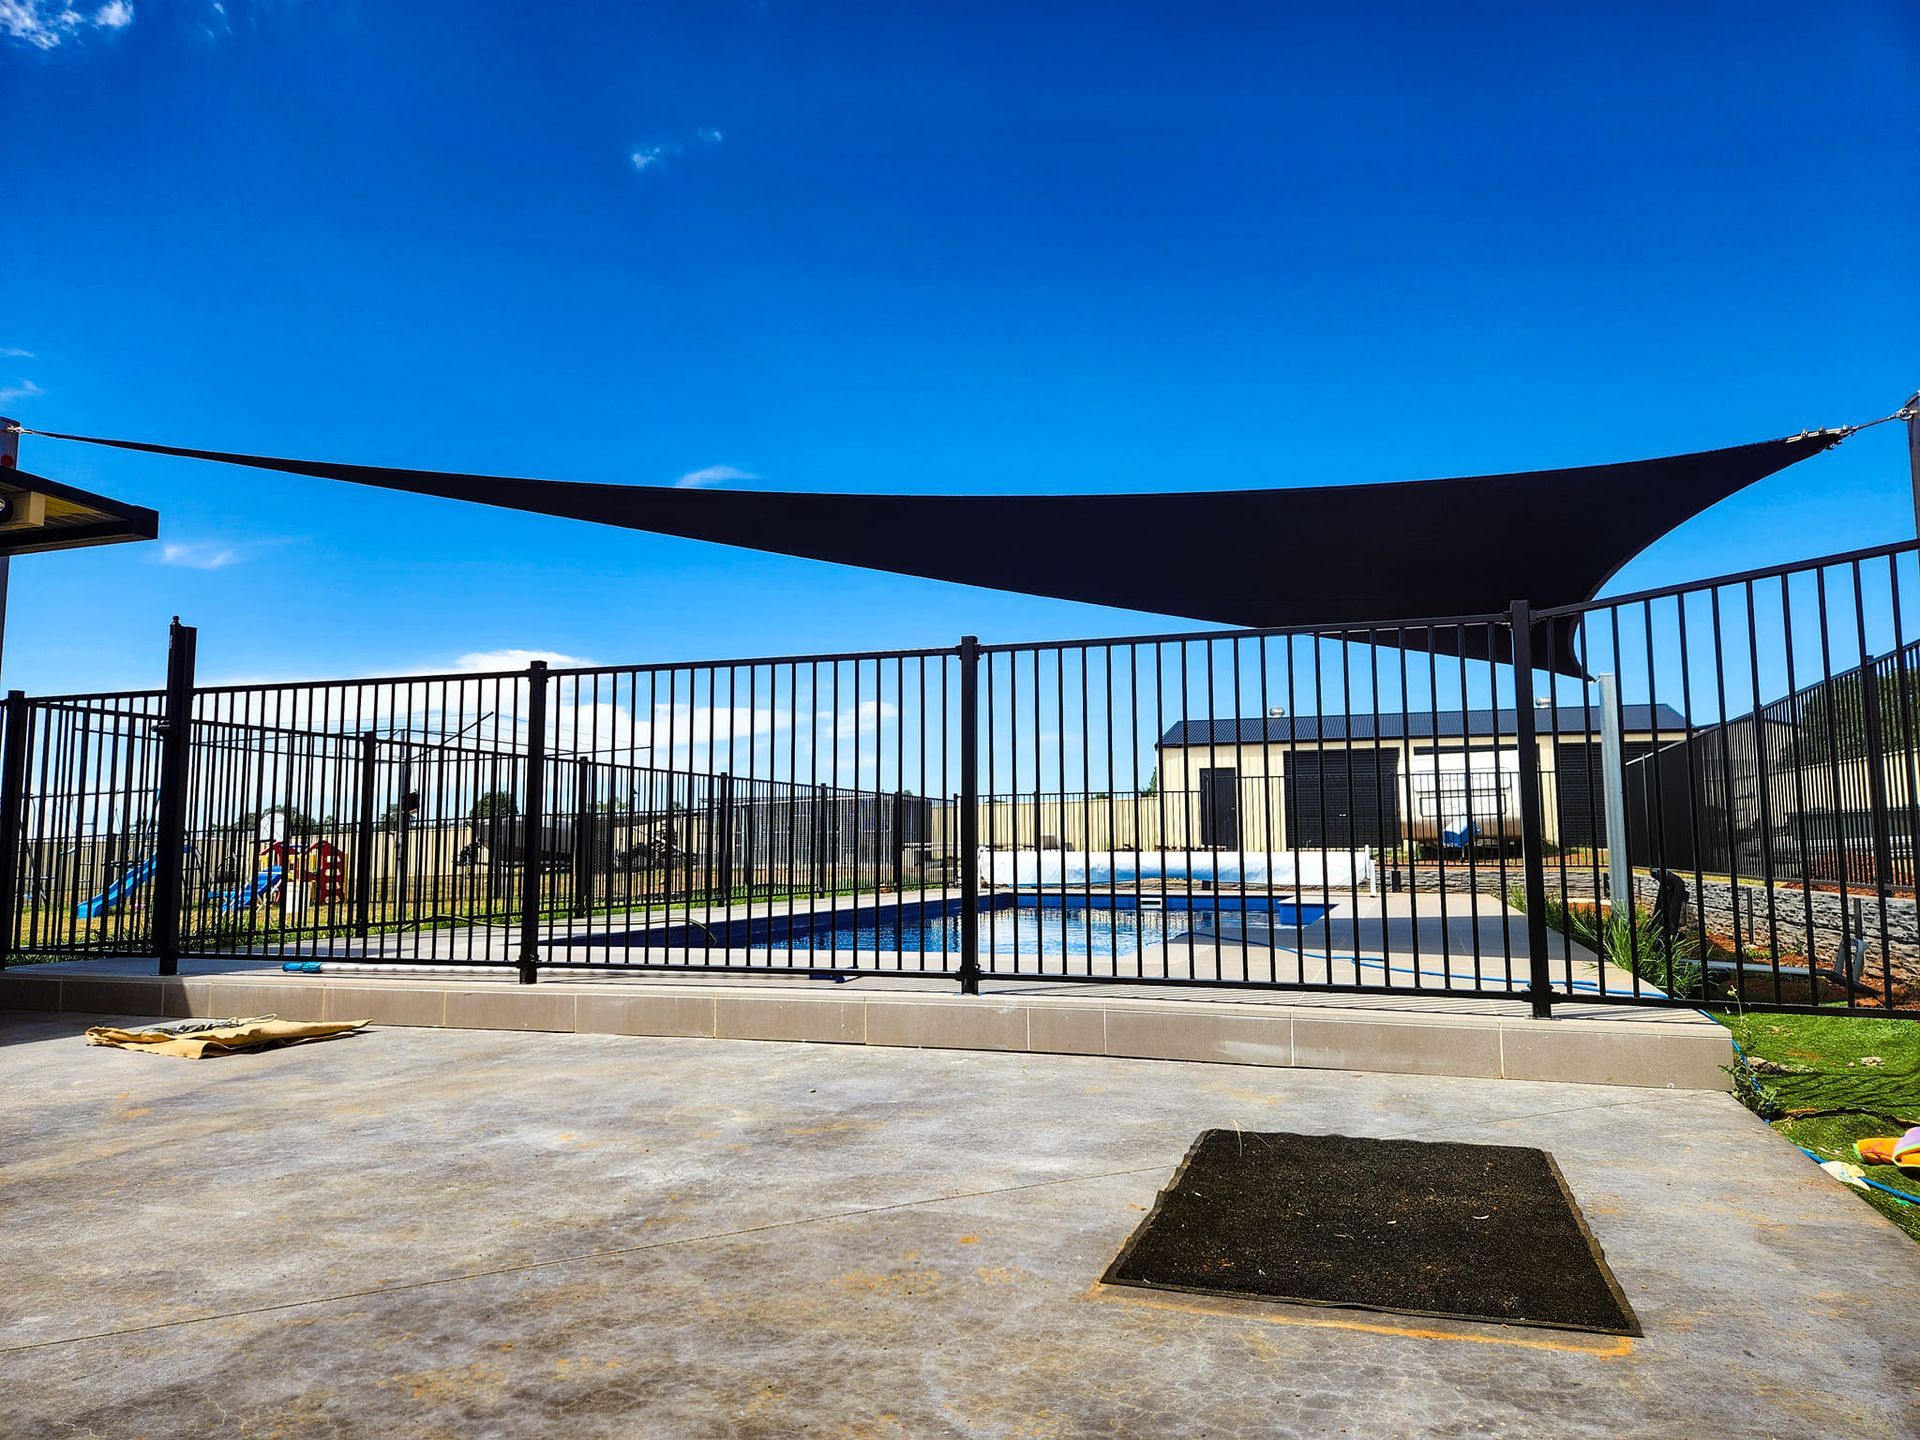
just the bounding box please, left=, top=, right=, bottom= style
left=2, top=1009, right=1916, bottom=1437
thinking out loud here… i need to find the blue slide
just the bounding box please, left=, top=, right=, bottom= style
left=76, top=853, right=163, bottom=920
left=214, top=865, right=285, bottom=913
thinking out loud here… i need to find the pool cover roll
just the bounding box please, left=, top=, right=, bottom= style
left=24, top=426, right=1848, bottom=675
left=984, top=847, right=1373, bottom=891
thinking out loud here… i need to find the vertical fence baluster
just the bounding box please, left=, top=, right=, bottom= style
left=517, top=660, right=549, bottom=984
left=0, top=690, right=28, bottom=968
left=354, top=729, right=378, bottom=939
left=957, top=635, right=981, bottom=996
left=1508, top=602, right=1554, bottom=1017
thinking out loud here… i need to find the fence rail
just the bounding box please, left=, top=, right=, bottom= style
left=4, top=543, right=1920, bottom=1018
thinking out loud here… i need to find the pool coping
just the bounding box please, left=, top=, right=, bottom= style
left=0, top=960, right=1733, bottom=1090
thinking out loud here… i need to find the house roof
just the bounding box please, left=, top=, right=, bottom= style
left=0, top=467, right=158, bottom=556
left=1157, top=704, right=1689, bottom=747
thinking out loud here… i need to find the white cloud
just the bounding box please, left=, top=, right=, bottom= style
left=1, top=0, right=131, bottom=48
left=629, top=128, right=722, bottom=175
left=158, top=540, right=239, bottom=570
left=454, top=648, right=596, bottom=673
left=0, top=347, right=31, bottom=359
left=674, top=464, right=756, bottom=489
left=0, top=379, right=42, bottom=405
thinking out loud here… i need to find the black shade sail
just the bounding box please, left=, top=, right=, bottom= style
left=27, top=427, right=1846, bottom=673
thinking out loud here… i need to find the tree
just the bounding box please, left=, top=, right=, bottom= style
left=470, top=790, right=518, bottom=821
left=1792, top=667, right=1911, bottom=766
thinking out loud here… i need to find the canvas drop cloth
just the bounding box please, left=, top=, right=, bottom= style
left=84, top=1015, right=367, bottom=1059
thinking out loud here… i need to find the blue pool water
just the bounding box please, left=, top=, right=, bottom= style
left=758, top=897, right=1331, bottom=961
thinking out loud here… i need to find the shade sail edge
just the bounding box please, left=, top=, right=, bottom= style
left=21, top=426, right=1848, bottom=673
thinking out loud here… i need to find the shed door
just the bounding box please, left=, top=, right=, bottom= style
left=1284, top=751, right=1401, bottom=848
left=1199, top=768, right=1240, bottom=848
left=1554, top=741, right=1654, bottom=848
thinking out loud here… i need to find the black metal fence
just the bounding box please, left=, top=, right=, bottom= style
left=1547, top=542, right=1920, bottom=1012
left=4, top=539, right=1919, bottom=1018
left=1626, top=637, right=1920, bottom=892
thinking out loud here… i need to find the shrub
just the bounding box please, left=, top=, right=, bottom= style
left=1511, top=888, right=1704, bottom=998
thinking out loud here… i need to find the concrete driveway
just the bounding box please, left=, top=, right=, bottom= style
left=2, top=1010, right=1916, bottom=1438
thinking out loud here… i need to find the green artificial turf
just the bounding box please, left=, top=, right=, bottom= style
left=1721, top=1013, right=1920, bottom=1117
left=1719, top=1011, right=1920, bottom=1244
left=1772, top=1111, right=1920, bottom=1243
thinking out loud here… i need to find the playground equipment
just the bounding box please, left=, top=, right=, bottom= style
left=77, top=837, right=349, bottom=920
left=212, top=860, right=285, bottom=913
left=75, top=851, right=166, bottom=920
left=213, top=839, right=346, bottom=914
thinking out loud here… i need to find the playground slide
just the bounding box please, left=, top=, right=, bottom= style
left=76, top=853, right=163, bottom=920
left=216, top=865, right=285, bottom=913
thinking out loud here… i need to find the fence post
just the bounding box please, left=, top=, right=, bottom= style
left=572, top=756, right=594, bottom=919
left=716, top=771, right=735, bottom=901
left=1859, top=660, right=1895, bottom=954
left=353, top=731, right=378, bottom=939
left=1596, top=671, right=1632, bottom=910
left=394, top=751, right=415, bottom=929
left=1508, top=603, right=1554, bottom=1018
left=516, top=660, right=549, bottom=984
left=813, top=782, right=827, bottom=898
left=957, top=635, right=981, bottom=996
left=152, top=618, right=197, bottom=976
left=891, top=788, right=905, bottom=889
left=0, top=690, right=29, bottom=969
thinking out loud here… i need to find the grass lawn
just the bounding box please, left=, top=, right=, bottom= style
left=1721, top=1011, right=1920, bottom=1242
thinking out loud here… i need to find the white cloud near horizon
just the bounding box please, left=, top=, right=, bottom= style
left=2, top=0, right=134, bottom=48
left=674, top=464, right=757, bottom=489
left=0, top=379, right=43, bottom=405
left=157, top=540, right=239, bottom=570
left=454, top=648, right=596, bottom=672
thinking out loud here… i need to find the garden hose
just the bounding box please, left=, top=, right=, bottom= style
left=1792, top=1145, right=1920, bottom=1208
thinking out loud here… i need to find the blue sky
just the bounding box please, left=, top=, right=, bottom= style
left=1, top=1, right=1915, bottom=698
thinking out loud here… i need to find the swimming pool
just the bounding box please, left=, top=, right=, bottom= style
left=559, top=893, right=1333, bottom=963
left=763, top=896, right=1332, bottom=960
